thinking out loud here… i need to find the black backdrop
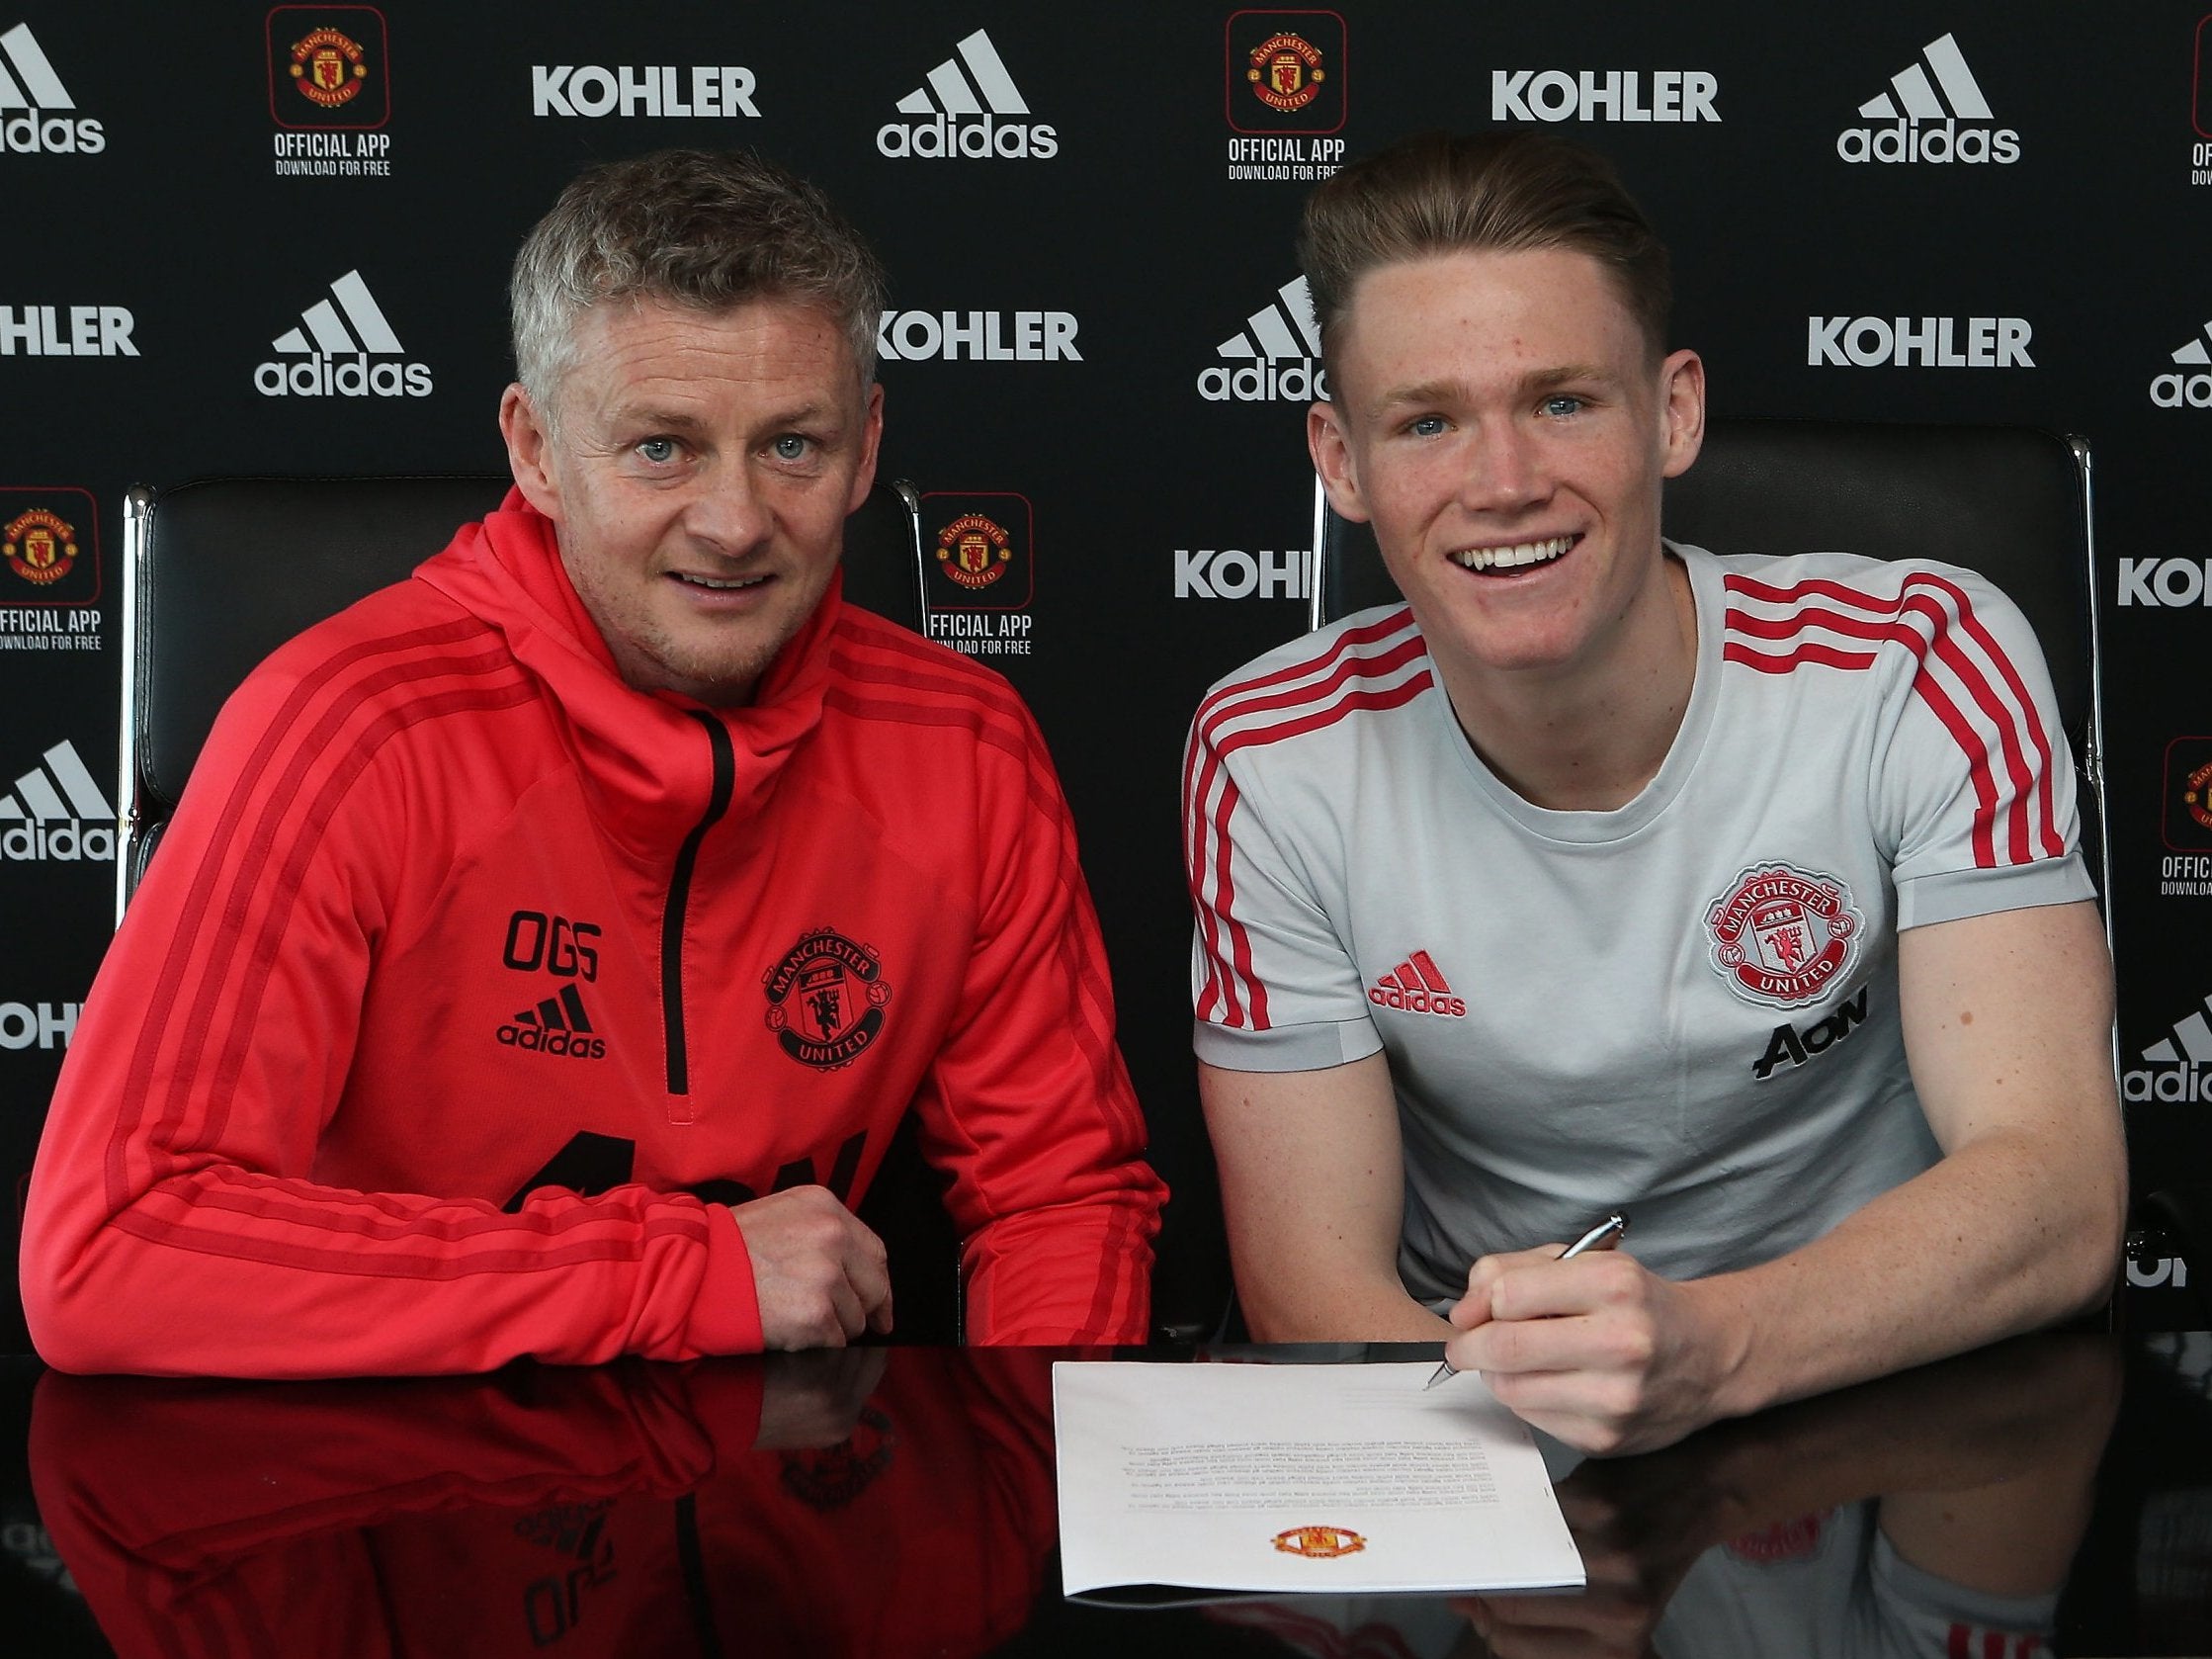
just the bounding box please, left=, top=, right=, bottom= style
left=4, top=1, right=2209, bottom=1346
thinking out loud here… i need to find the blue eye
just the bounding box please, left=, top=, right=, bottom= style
left=637, top=437, right=678, bottom=464
left=772, top=434, right=810, bottom=461
left=1407, top=415, right=1447, bottom=437
left=1541, top=394, right=1584, bottom=418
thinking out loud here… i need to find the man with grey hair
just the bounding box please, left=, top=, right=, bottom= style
left=25, top=148, right=1164, bottom=1377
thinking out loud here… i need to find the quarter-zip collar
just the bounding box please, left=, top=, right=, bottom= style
left=413, top=487, right=839, bottom=857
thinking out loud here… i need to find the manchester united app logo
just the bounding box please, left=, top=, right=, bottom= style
left=2185, top=760, right=2212, bottom=833
left=289, top=26, right=369, bottom=107
left=764, top=926, right=893, bottom=1070
left=2164, top=736, right=2212, bottom=849
left=268, top=6, right=390, bottom=131
left=935, top=512, right=1013, bottom=591
left=1705, top=863, right=1862, bottom=1009
left=3, top=509, right=77, bottom=587
left=1226, top=10, right=1347, bottom=137
left=1272, top=1525, right=1365, bottom=1559
left=1247, top=32, right=1324, bottom=113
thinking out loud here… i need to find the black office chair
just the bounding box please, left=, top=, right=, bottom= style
left=1310, top=418, right=2108, bottom=904
left=114, top=471, right=962, bottom=1339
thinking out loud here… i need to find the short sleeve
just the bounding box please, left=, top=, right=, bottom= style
left=1860, top=1528, right=2059, bottom=1656
left=1181, top=690, right=1383, bottom=1073
left=1869, top=566, right=2095, bottom=930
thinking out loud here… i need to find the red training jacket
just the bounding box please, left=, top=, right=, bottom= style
left=22, top=492, right=1162, bottom=1373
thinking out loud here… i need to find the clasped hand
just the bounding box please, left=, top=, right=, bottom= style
left=730, top=1185, right=894, bottom=1351
left=1443, top=1245, right=1733, bottom=1456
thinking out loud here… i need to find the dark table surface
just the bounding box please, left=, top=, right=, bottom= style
left=2, top=1332, right=2207, bottom=1658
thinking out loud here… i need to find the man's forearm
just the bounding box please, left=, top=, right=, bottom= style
left=1239, top=1273, right=1453, bottom=1344
left=1689, top=1125, right=2123, bottom=1424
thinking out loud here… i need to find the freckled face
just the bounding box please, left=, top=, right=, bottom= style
left=1308, top=247, right=1702, bottom=688
left=502, top=296, right=882, bottom=706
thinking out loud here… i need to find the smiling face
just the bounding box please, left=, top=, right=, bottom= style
left=501, top=294, right=883, bottom=706
left=1308, top=245, right=1703, bottom=697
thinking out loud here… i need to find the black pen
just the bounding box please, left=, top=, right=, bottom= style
left=1423, top=1212, right=1630, bottom=1391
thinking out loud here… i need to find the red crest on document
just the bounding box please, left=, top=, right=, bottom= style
left=1246, top=33, right=1324, bottom=112
left=1705, top=863, right=1862, bottom=1009
left=1272, top=1525, right=1365, bottom=1558
left=3, top=509, right=77, bottom=586
left=290, top=27, right=369, bottom=107
left=934, top=512, right=1013, bottom=590
left=763, top=926, right=893, bottom=1070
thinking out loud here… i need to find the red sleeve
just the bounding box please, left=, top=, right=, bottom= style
left=18, top=614, right=765, bottom=1376
left=910, top=693, right=1165, bottom=1345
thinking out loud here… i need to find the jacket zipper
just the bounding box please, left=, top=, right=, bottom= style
left=662, top=712, right=734, bottom=1097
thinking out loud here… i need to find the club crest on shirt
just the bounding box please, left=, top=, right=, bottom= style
left=779, top=1405, right=895, bottom=1510
left=1704, top=863, right=1862, bottom=1009
left=764, top=926, right=893, bottom=1070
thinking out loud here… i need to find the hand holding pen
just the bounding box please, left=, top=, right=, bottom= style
left=1424, top=1212, right=1629, bottom=1390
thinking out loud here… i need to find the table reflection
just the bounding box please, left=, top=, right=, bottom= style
left=1196, top=1333, right=2120, bottom=1658
left=15, top=1333, right=2210, bottom=1658
left=32, top=1347, right=1057, bottom=1659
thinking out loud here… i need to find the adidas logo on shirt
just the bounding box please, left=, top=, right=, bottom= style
left=253, top=270, right=433, bottom=397
left=2153, top=320, right=2212, bottom=409
left=0, top=22, right=102, bottom=154
left=876, top=29, right=1057, bottom=159
left=1197, top=277, right=1328, bottom=402
left=2122, top=993, right=2212, bottom=1100
left=1836, top=33, right=2018, bottom=164
left=496, top=983, right=607, bottom=1060
left=1366, top=950, right=1467, bottom=1018
left=0, top=740, right=114, bottom=861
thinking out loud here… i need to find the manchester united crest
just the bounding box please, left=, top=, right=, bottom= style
left=290, top=27, right=370, bottom=108
left=3, top=509, right=77, bottom=587
left=1247, top=32, right=1325, bottom=113
left=764, top=926, right=893, bottom=1070
left=779, top=1405, right=896, bottom=1510
left=935, top=512, right=1013, bottom=591
left=1705, top=863, right=1862, bottom=1009
left=1272, top=1525, right=1365, bottom=1559
left=1725, top=1513, right=1826, bottom=1564
left=2182, top=757, right=2212, bottom=833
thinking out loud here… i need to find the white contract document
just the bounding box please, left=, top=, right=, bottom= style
left=1053, top=1359, right=1583, bottom=1597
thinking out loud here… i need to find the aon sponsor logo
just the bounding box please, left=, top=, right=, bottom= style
left=1751, top=988, right=1869, bottom=1080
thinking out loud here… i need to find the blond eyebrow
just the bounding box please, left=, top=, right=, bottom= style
left=1374, top=363, right=1616, bottom=411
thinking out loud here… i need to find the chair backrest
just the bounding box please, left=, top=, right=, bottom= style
left=1310, top=419, right=2107, bottom=904
left=118, top=473, right=925, bottom=916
